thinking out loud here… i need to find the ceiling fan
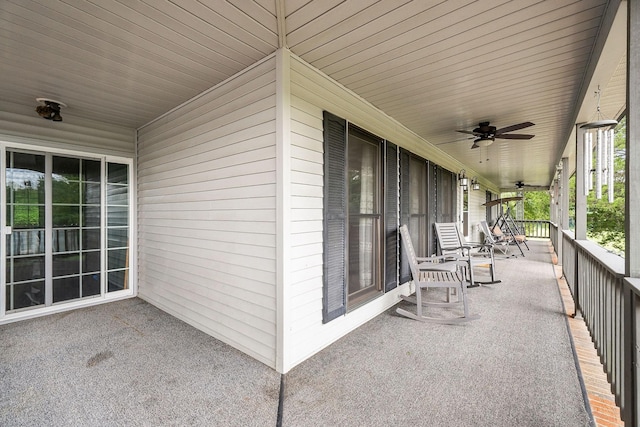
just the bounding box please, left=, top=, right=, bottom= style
left=515, top=181, right=538, bottom=189
left=457, top=121, right=535, bottom=148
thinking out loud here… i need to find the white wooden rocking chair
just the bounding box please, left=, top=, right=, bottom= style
left=434, top=222, right=501, bottom=287
left=397, top=224, right=479, bottom=324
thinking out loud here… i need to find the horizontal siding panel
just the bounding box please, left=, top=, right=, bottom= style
left=144, top=267, right=275, bottom=319
left=291, top=102, right=323, bottom=130
left=139, top=197, right=275, bottom=212
left=138, top=178, right=275, bottom=197
left=138, top=79, right=276, bottom=150
left=290, top=231, right=322, bottom=247
left=291, top=131, right=323, bottom=153
left=142, top=228, right=274, bottom=248
left=290, top=145, right=323, bottom=163
left=139, top=250, right=275, bottom=292
left=290, top=265, right=323, bottom=287
left=291, top=195, right=322, bottom=209
left=140, top=168, right=276, bottom=193
left=138, top=102, right=276, bottom=166
left=140, top=286, right=275, bottom=363
left=140, top=218, right=275, bottom=234
left=291, top=208, right=322, bottom=221
left=290, top=243, right=323, bottom=259
left=142, top=233, right=276, bottom=260
left=291, top=183, right=322, bottom=198
left=291, top=254, right=323, bottom=273
left=291, top=170, right=323, bottom=186
left=139, top=132, right=275, bottom=176
left=141, top=259, right=275, bottom=300
left=141, top=245, right=275, bottom=279
left=138, top=60, right=277, bottom=368
left=139, top=184, right=275, bottom=204
left=291, top=158, right=323, bottom=175
left=290, top=221, right=322, bottom=235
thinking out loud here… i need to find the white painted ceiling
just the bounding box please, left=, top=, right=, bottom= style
left=0, top=0, right=627, bottom=191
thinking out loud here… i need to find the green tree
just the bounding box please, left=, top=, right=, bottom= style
left=586, top=117, right=626, bottom=253
left=568, top=117, right=626, bottom=254
left=524, top=191, right=550, bottom=220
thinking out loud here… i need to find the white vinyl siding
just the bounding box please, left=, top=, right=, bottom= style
left=137, top=57, right=278, bottom=367
left=0, top=107, right=135, bottom=156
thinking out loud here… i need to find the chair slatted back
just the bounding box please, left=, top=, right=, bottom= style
left=399, top=224, right=419, bottom=280
left=434, top=222, right=463, bottom=254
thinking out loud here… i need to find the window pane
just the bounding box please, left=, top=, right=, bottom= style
left=83, top=160, right=101, bottom=182
left=108, top=228, right=128, bottom=248
left=107, top=249, right=128, bottom=270
left=83, top=251, right=100, bottom=273
left=10, top=257, right=45, bottom=282
left=52, top=229, right=79, bottom=252
left=83, top=183, right=101, bottom=204
left=52, top=205, right=79, bottom=227
left=53, top=276, right=80, bottom=303
left=52, top=180, right=79, bottom=204
left=52, top=156, right=79, bottom=180
left=9, top=281, right=45, bottom=310
left=107, top=206, right=128, bottom=226
left=108, top=271, right=127, bottom=292
left=346, top=127, right=382, bottom=306
left=83, top=206, right=101, bottom=227
left=11, top=205, right=45, bottom=228
left=53, top=254, right=80, bottom=277
left=107, top=184, right=128, bottom=205
left=83, top=229, right=101, bottom=250
left=82, top=274, right=101, bottom=297
left=108, top=163, right=128, bottom=184
left=9, top=230, right=45, bottom=255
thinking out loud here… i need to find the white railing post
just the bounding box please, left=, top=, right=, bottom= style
left=625, top=0, right=640, bottom=423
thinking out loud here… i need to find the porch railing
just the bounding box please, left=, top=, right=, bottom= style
left=513, top=219, right=551, bottom=238
left=555, top=230, right=639, bottom=424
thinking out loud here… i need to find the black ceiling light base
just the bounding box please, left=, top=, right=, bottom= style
left=36, top=97, right=66, bottom=122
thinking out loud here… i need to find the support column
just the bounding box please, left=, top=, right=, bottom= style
left=276, top=47, right=292, bottom=374
left=575, top=127, right=588, bottom=241
left=624, top=0, right=640, bottom=423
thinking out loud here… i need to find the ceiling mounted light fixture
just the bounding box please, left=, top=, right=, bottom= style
left=35, top=97, right=66, bottom=122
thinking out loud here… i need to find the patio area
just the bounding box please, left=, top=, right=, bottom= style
left=1, top=240, right=606, bottom=426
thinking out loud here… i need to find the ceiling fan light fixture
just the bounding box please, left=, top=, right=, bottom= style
left=474, top=136, right=494, bottom=147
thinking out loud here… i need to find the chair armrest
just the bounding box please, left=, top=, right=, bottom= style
left=416, top=255, right=453, bottom=263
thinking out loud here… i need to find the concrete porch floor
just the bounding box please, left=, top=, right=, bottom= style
left=0, top=240, right=618, bottom=426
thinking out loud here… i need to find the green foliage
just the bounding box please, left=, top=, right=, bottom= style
left=524, top=191, right=550, bottom=220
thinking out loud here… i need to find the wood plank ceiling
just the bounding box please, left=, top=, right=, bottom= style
left=0, top=0, right=627, bottom=190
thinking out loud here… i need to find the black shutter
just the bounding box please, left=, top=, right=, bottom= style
left=399, top=149, right=411, bottom=284
left=322, top=112, right=347, bottom=323
left=384, top=142, right=398, bottom=292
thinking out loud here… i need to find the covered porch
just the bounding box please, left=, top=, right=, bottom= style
left=0, top=239, right=618, bottom=426
left=1, top=0, right=640, bottom=425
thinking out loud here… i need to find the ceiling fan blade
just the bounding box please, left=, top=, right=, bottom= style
left=495, top=133, right=534, bottom=140
left=457, top=129, right=480, bottom=136
left=494, top=121, right=534, bottom=135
